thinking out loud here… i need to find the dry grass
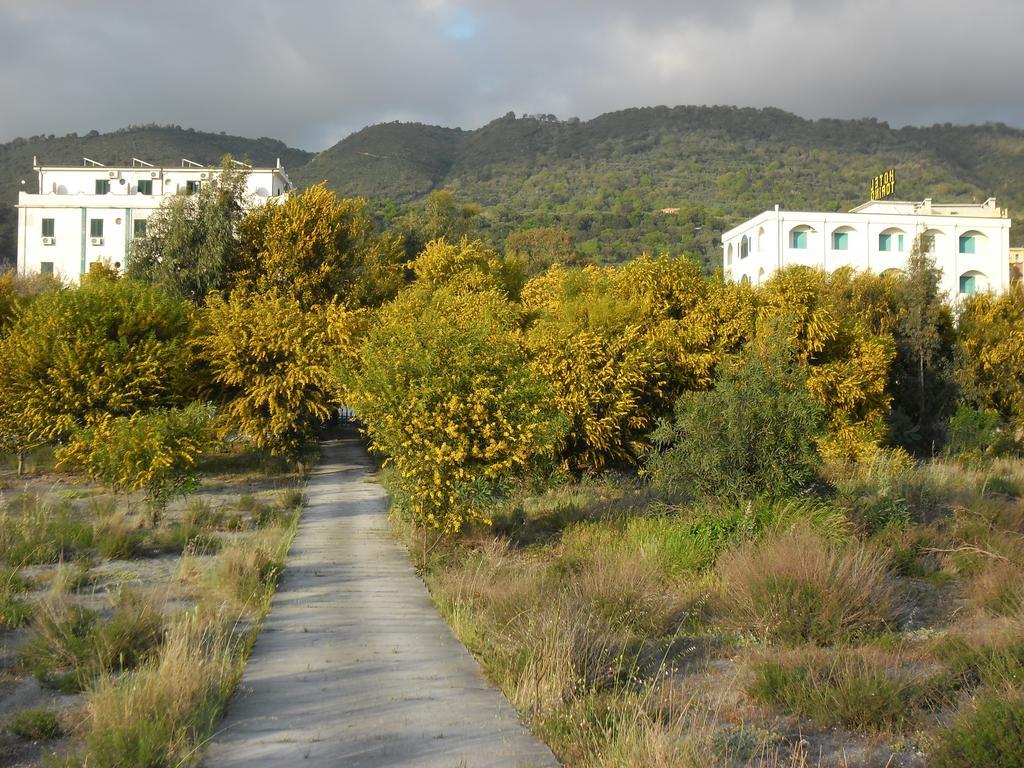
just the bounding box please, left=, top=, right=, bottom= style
left=717, top=525, right=898, bottom=645
left=78, top=610, right=237, bottom=767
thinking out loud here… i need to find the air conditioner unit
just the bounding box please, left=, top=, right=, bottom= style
left=107, top=170, right=121, bottom=179
left=150, top=171, right=160, bottom=179
left=199, top=172, right=210, bottom=180
left=41, top=236, right=55, bottom=246
left=91, top=237, right=103, bottom=246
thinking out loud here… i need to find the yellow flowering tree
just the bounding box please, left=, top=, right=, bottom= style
left=957, top=286, right=1024, bottom=429
left=347, top=283, right=562, bottom=532
left=57, top=403, right=213, bottom=519
left=199, top=290, right=358, bottom=462
left=0, top=278, right=193, bottom=451
left=237, top=184, right=405, bottom=309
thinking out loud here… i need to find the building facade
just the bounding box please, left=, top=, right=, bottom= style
left=16, top=158, right=293, bottom=281
left=721, top=198, right=1012, bottom=299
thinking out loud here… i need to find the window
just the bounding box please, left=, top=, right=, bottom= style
left=790, top=230, right=808, bottom=249
left=133, top=219, right=147, bottom=238
left=40, top=262, right=54, bottom=275
left=137, top=179, right=153, bottom=195
left=741, top=235, right=749, bottom=259
left=922, top=235, right=936, bottom=253
left=832, top=231, right=849, bottom=250
left=41, top=218, right=55, bottom=237
left=95, top=179, right=110, bottom=195
left=959, top=235, right=976, bottom=254
left=879, top=233, right=904, bottom=252
left=960, top=274, right=977, bottom=294
left=186, top=180, right=202, bottom=195
left=90, top=219, right=104, bottom=238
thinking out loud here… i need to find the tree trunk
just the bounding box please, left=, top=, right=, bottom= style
left=17, top=450, right=24, bottom=477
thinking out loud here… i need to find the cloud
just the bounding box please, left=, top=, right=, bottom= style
left=0, top=0, right=1021, bottom=150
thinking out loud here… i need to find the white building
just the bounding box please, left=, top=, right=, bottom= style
left=16, top=158, right=293, bottom=281
left=722, top=198, right=1012, bottom=299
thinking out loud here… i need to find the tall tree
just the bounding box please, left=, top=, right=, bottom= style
left=888, top=238, right=957, bottom=453
left=126, top=158, right=249, bottom=303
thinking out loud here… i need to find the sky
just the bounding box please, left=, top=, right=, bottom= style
left=1, top=0, right=1022, bottom=151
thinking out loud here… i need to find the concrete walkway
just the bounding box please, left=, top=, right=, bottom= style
left=203, top=430, right=558, bottom=768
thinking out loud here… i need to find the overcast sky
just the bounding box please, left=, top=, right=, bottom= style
left=2, top=0, right=1022, bottom=151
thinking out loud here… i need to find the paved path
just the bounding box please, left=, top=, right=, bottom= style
left=204, top=430, right=558, bottom=768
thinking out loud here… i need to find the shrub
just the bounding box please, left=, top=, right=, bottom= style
left=931, top=691, right=1024, bottom=768
left=648, top=332, right=824, bottom=500
left=947, top=405, right=1003, bottom=457
left=10, top=707, right=63, bottom=741
left=214, top=534, right=285, bottom=608
left=717, top=525, right=897, bottom=645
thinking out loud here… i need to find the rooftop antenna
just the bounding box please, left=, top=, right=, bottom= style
left=82, top=157, right=105, bottom=167
left=132, top=158, right=154, bottom=168
left=180, top=158, right=204, bottom=168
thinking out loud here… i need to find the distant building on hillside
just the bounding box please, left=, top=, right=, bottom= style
left=1011, top=247, right=1023, bottom=286
left=16, top=157, right=293, bottom=281
left=722, top=198, right=1013, bottom=299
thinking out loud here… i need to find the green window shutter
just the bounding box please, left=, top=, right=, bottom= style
left=790, top=230, right=807, bottom=249
left=960, top=275, right=976, bottom=294
left=832, top=232, right=848, bottom=250
left=138, top=180, right=152, bottom=195
left=90, top=219, right=103, bottom=238
left=133, top=219, right=147, bottom=238
left=897, top=234, right=904, bottom=251
left=879, top=234, right=891, bottom=251
left=959, top=235, right=975, bottom=254
left=40, top=262, right=54, bottom=275
left=41, top=218, right=55, bottom=237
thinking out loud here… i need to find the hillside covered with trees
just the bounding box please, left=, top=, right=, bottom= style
left=4, top=106, right=1024, bottom=268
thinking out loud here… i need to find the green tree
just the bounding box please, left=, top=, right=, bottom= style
left=888, top=240, right=957, bottom=453
left=126, top=158, right=249, bottom=303
left=647, top=330, right=825, bottom=500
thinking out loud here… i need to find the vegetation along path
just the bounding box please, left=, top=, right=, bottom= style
left=203, top=427, right=557, bottom=768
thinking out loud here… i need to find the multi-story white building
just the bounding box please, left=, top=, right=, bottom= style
left=722, top=198, right=1012, bottom=298
left=16, top=158, right=293, bottom=281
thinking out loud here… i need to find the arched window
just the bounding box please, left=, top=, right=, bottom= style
left=726, top=243, right=733, bottom=266
left=740, top=275, right=751, bottom=286
left=757, top=267, right=766, bottom=285
left=921, top=229, right=942, bottom=254
left=959, top=270, right=988, bottom=295
left=740, top=235, right=749, bottom=259
left=831, top=226, right=854, bottom=251
left=789, top=225, right=813, bottom=249
left=959, top=231, right=987, bottom=255
left=878, top=228, right=906, bottom=252
left=757, top=226, right=766, bottom=252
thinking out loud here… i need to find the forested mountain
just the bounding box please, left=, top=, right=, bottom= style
left=4, top=107, right=1024, bottom=268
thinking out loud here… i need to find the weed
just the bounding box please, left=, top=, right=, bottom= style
left=19, top=589, right=165, bottom=692
left=184, top=497, right=225, bottom=530
left=144, top=522, right=216, bottom=555
left=747, top=651, right=935, bottom=732
left=10, top=707, right=63, bottom=741
left=717, top=525, right=897, bottom=645
left=94, top=512, right=141, bottom=560
left=0, top=494, right=93, bottom=565
left=931, top=690, right=1024, bottom=768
